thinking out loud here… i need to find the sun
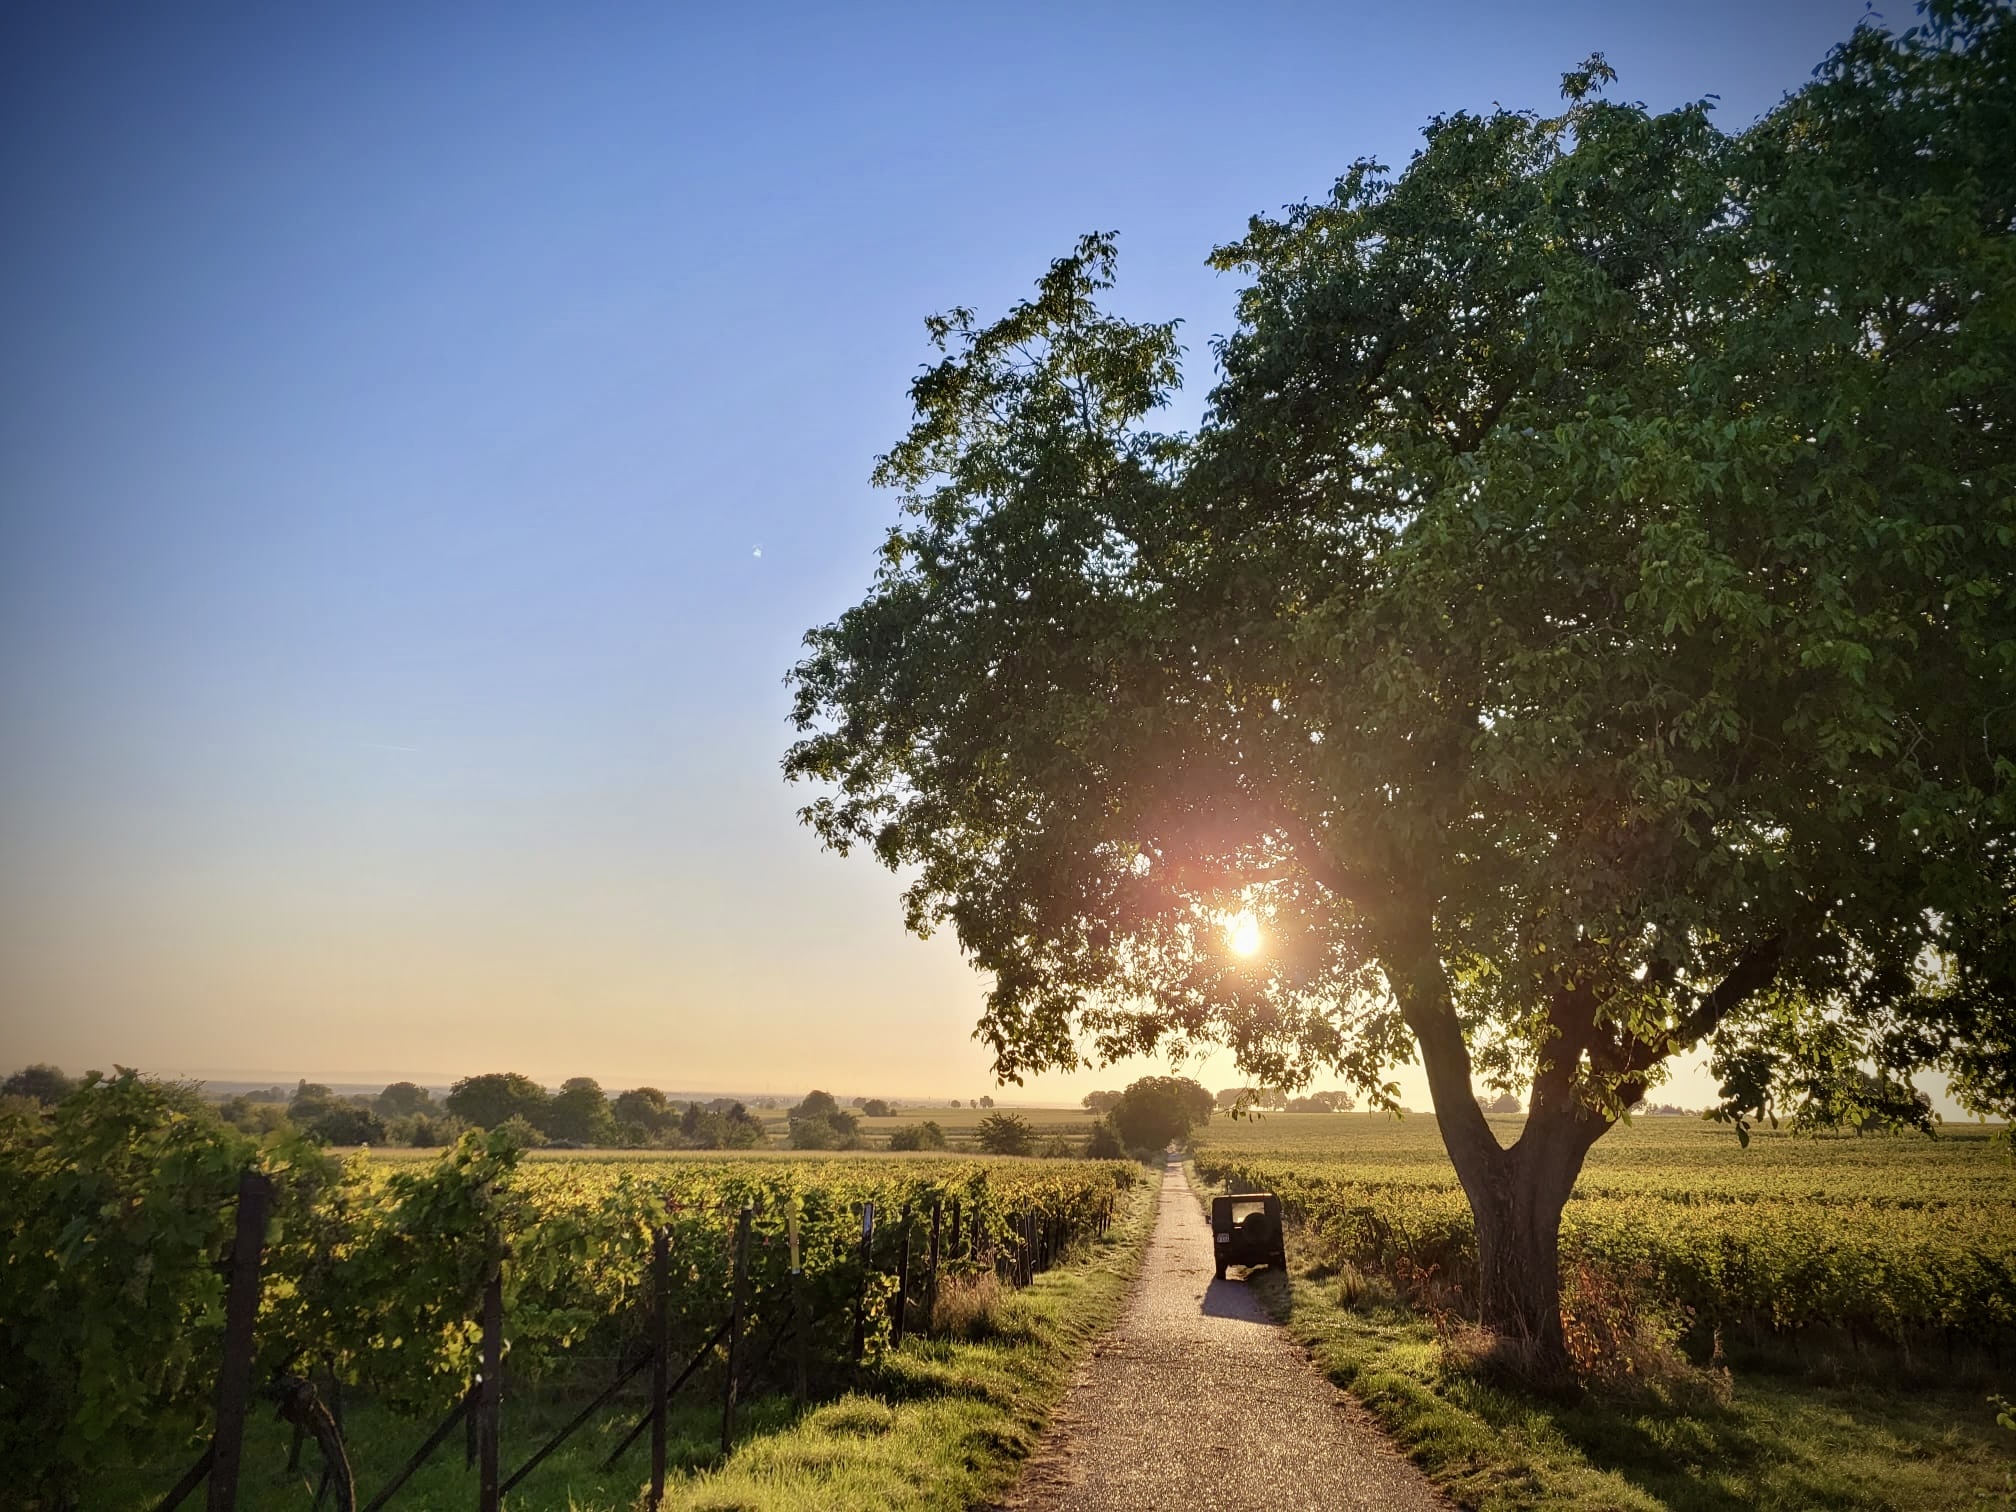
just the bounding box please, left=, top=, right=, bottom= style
left=1226, top=910, right=1263, bottom=957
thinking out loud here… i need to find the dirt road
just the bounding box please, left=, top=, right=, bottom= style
left=1001, top=1161, right=1449, bottom=1512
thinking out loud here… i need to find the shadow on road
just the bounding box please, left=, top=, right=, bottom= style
left=1199, top=1271, right=1282, bottom=1320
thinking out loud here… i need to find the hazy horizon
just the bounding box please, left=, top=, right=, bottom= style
left=1, top=1, right=1898, bottom=1117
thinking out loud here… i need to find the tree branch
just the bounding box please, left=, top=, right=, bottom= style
left=1672, top=934, right=1789, bottom=1048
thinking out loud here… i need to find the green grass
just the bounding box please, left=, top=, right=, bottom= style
left=1187, top=1161, right=2016, bottom=1512
left=95, top=1170, right=1158, bottom=1512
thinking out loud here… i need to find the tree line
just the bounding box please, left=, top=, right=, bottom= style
left=2, top=1065, right=1196, bottom=1158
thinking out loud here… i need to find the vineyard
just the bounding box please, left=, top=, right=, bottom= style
left=1192, top=1112, right=2016, bottom=1355
left=0, top=1073, right=1139, bottom=1508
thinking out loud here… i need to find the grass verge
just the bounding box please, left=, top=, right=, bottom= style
left=1186, top=1162, right=2016, bottom=1512
left=95, top=1172, right=1158, bottom=1512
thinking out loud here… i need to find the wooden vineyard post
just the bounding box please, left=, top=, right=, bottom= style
left=789, top=1212, right=809, bottom=1407
left=925, top=1199, right=943, bottom=1337
left=477, top=1268, right=503, bottom=1512
left=893, top=1208, right=913, bottom=1348
left=650, top=1226, right=670, bottom=1508
left=949, top=1200, right=961, bottom=1260
left=207, top=1169, right=273, bottom=1512
left=851, top=1202, right=875, bottom=1362
left=721, top=1205, right=752, bottom=1455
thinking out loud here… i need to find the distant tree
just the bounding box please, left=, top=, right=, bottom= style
left=1286, top=1091, right=1356, bottom=1113
left=386, top=1111, right=467, bottom=1147
left=216, top=1095, right=293, bottom=1136
left=722, top=1103, right=766, bottom=1147
left=861, top=1098, right=895, bottom=1118
left=547, top=1077, right=618, bottom=1145
left=887, top=1120, right=948, bottom=1151
left=286, top=1081, right=352, bottom=1130
left=1215, top=1087, right=1285, bottom=1114
left=303, top=1103, right=385, bottom=1146
left=681, top=1100, right=766, bottom=1149
left=849, top=1095, right=868, bottom=1107
left=792, top=1090, right=841, bottom=1122
left=375, top=1081, right=434, bottom=1117
left=1081, top=1090, right=1123, bottom=1115
left=966, top=1099, right=976, bottom=1108
left=978, top=1095, right=995, bottom=1109
left=1478, top=1092, right=1522, bottom=1115
left=1111, top=1077, right=1214, bottom=1150
left=975, top=1110, right=1035, bottom=1155
left=445, top=1072, right=551, bottom=1132
left=614, top=1086, right=677, bottom=1138
left=2, top=1065, right=75, bottom=1105
left=788, top=1104, right=861, bottom=1150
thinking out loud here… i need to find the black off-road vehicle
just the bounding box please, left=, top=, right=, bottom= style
left=1210, top=1191, right=1286, bottom=1279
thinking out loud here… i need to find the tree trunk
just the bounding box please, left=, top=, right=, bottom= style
left=1379, top=909, right=1598, bottom=1380
left=1461, top=1129, right=1587, bottom=1375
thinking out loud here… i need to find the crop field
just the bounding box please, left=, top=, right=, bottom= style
left=1193, top=1112, right=2016, bottom=1351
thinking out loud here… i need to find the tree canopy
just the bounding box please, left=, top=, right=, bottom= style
left=374, top=1081, right=434, bottom=1118
left=1110, top=1076, right=1215, bottom=1150
left=788, top=4, right=2016, bottom=1364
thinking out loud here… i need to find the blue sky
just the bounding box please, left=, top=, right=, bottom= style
left=1, top=0, right=1877, bottom=1102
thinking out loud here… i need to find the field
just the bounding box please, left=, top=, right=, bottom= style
left=1191, top=1112, right=2016, bottom=1511
left=1193, top=1112, right=2015, bottom=1349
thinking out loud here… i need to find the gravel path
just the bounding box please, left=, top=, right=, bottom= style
left=1000, top=1161, right=1450, bottom=1512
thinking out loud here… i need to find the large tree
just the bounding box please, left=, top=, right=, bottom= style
left=1109, top=1076, right=1215, bottom=1150
left=546, top=1077, right=618, bottom=1145
left=786, top=4, right=2015, bottom=1370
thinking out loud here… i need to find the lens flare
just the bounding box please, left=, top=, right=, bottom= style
left=1227, top=911, right=1263, bottom=957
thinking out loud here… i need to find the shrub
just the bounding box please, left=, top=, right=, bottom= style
left=495, top=1114, right=548, bottom=1149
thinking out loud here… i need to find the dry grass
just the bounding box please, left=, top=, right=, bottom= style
left=929, top=1268, right=1005, bottom=1340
